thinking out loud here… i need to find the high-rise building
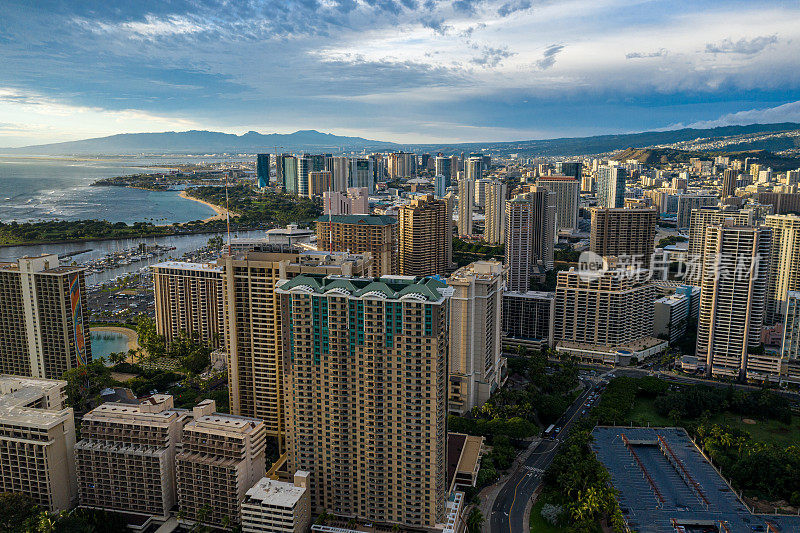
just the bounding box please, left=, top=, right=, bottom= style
left=276, top=274, right=451, bottom=529
left=504, top=189, right=556, bottom=292
left=676, top=194, right=719, bottom=228
left=765, top=214, right=800, bottom=323
left=349, top=157, right=374, bottom=192
left=308, top=170, right=333, bottom=198
left=465, top=157, right=482, bottom=181
left=387, top=152, right=416, bottom=178
left=722, top=168, right=738, bottom=198
left=256, top=153, right=270, bottom=188
left=458, top=178, right=475, bottom=237
left=781, top=291, right=800, bottom=360
left=368, top=153, right=386, bottom=183
left=316, top=215, right=398, bottom=276
left=222, top=250, right=371, bottom=443
left=0, top=254, right=91, bottom=379
left=556, top=161, right=582, bottom=180
left=398, top=195, right=452, bottom=276
left=696, top=223, right=771, bottom=378
left=280, top=155, right=299, bottom=195
left=241, top=472, right=311, bottom=533
left=447, top=261, right=504, bottom=415
left=537, top=175, right=579, bottom=232
left=153, top=262, right=224, bottom=349
left=474, top=177, right=492, bottom=208
left=434, top=174, right=448, bottom=198
left=297, top=155, right=312, bottom=197
left=502, top=291, right=555, bottom=348
left=590, top=207, right=657, bottom=268
left=484, top=180, right=507, bottom=245
left=176, top=400, right=267, bottom=529
left=553, top=267, right=657, bottom=352
left=75, top=394, right=191, bottom=518
left=323, top=186, right=369, bottom=215
left=687, top=206, right=755, bottom=284
left=325, top=156, right=349, bottom=192
left=0, top=375, right=76, bottom=511
left=597, top=166, right=627, bottom=208
left=435, top=157, right=452, bottom=185
left=653, top=293, right=689, bottom=345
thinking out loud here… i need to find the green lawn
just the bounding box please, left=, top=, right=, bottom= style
left=530, top=499, right=568, bottom=533
left=628, top=397, right=800, bottom=447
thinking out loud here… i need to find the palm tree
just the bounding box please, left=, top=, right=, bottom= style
left=466, top=507, right=484, bottom=533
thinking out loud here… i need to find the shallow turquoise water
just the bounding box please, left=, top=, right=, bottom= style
left=90, top=331, right=130, bottom=363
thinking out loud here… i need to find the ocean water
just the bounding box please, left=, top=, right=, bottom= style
left=0, top=157, right=216, bottom=223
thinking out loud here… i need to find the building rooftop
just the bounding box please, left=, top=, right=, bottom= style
left=316, top=214, right=397, bottom=225
left=448, top=260, right=504, bottom=283
left=503, top=290, right=555, bottom=300
left=152, top=261, right=222, bottom=273
left=591, top=426, right=800, bottom=533
left=0, top=376, right=72, bottom=430
left=276, top=274, right=452, bottom=303
left=245, top=476, right=307, bottom=507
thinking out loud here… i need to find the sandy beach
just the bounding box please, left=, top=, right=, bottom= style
left=178, top=190, right=238, bottom=223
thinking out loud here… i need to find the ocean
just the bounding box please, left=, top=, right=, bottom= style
left=0, top=156, right=217, bottom=224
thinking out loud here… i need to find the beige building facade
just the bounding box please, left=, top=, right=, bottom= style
left=316, top=215, right=398, bottom=276
left=398, top=194, right=452, bottom=276
left=276, top=275, right=451, bottom=529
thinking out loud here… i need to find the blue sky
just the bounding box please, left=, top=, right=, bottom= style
left=1, top=0, right=800, bottom=145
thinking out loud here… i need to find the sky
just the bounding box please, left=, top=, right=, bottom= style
left=1, top=0, right=800, bottom=146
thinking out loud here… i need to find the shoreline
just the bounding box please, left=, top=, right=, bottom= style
left=177, top=190, right=238, bottom=224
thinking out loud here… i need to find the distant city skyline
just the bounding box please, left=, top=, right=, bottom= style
left=2, top=0, right=800, bottom=146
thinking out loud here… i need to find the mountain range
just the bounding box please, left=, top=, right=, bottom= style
left=2, top=123, right=799, bottom=157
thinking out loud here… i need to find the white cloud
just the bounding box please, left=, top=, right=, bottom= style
left=75, top=14, right=211, bottom=39
left=686, top=101, right=800, bottom=129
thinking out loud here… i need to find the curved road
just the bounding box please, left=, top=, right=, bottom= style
left=490, top=380, right=596, bottom=533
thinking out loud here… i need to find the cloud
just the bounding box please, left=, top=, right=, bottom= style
left=534, top=44, right=564, bottom=70
left=626, top=48, right=668, bottom=59
left=76, top=14, right=211, bottom=39
left=705, top=35, right=778, bottom=55
left=497, top=0, right=532, bottom=17
left=687, top=100, right=800, bottom=128
left=470, top=46, right=516, bottom=67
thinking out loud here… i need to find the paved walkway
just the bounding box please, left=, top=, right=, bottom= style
left=478, top=437, right=541, bottom=533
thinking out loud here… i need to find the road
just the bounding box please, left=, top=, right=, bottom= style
left=489, top=379, right=597, bottom=533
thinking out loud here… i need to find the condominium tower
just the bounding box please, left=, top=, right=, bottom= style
left=222, top=250, right=370, bottom=444
left=316, top=215, right=398, bottom=276
left=153, top=262, right=224, bottom=349
left=447, top=261, right=504, bottom=415
left=537, top=175, right=579, bottom=232
left=0, top=375, right=76, bottom=511
left=0, top=254, right=91, bottom=379
left=176, top=400, right=267, bottom=529
left=458, top=178, right=475, bottom=237
left=75, top=394, right=191, bottom=518
left=764, top=214, right=800, bottom=323
left=590, top=207, right=657, bottom=268
left=504, top=189, right=556, bottom=292
left=696, top=223, right=771, bottom=378
left=484, top=180, right=507, bottom=245
left=398, top=194, right=452, bottom=276
left=256, top=153, right=270, bottom=188
left=553, top=268, right=657, bottom=349
left=276, top=275, right=451, bottom=529
left=687, top=206, right=755, bottom=284
left=597, top=166, right=627, bottom=208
